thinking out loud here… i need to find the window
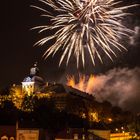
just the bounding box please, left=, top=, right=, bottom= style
left=10, top=137, right=15, bottom=140
left=1, top=135, right=8, bottom=140
left=89, top=134, right=93, bottom=140
left=74, top=134, right=78, bottom=140
left=82, top=134, right=85, bottom=140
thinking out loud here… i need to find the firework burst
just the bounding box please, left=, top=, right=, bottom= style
left=32, top=0, right=137, bottom=67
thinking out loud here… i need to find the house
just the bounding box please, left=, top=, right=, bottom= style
left=55, top=128, right=106, bottom=140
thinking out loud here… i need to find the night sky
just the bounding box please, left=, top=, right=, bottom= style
left=0, top=0, right=140, bottom=87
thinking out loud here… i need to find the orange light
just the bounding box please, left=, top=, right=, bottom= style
left=66, top=75, right=75, bottom=88
left=66, top=74, right=95, bottom=94
left=108, top=118, right=113, bottom=122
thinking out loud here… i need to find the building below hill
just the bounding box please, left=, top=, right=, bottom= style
left=0, top=125, right=109, bottom=140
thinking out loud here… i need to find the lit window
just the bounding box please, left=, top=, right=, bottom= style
left=74, top=134, right=78, bottom=140
left=1, top=135, right=8, bottom=140
left=10, top=137, right=15, bottom=140
left=82, top=134, right=85, bottom=140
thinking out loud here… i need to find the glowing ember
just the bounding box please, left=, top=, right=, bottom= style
left=67, top=74, right=95, bottom=93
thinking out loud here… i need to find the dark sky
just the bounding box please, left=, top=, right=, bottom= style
left=0, top=0, right=140, bottom=87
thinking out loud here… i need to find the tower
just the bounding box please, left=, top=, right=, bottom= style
left=22, top=63, right=38, bottom=95
left=22, top=62, right=45, bottom=95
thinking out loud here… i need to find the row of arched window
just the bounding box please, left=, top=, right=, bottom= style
left=1, top=136, right=15, bottom=140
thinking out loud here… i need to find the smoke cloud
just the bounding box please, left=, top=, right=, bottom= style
left=129, top=26, right=140, bottom=46
left=92, top=67, right=140, bottom=113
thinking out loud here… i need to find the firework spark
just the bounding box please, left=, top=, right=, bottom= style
left=32, top=0, right=137, bottom=67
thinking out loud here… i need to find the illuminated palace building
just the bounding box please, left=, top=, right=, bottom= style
left=11, top=63, right=98, bottom=121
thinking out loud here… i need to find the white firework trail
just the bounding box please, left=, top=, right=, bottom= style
left=32, top=0, right=138, bottom=67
